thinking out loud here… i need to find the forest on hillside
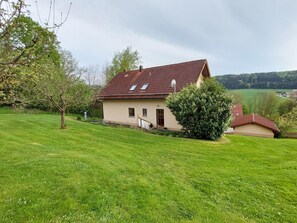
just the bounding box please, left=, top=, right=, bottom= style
left=215, top=70, right=297, bottom=89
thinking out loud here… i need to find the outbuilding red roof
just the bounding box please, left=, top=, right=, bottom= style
left=232, top=104, right=243, bottom=117
left=98, top=59, right=210, bottom=99
left=231, top=113, right=280, bottom=133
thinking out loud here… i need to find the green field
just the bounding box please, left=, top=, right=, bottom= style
left=231, top=89, right=292, bottom=104
left=0, top=111, right=296, bottom=222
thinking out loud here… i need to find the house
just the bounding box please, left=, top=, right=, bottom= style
left=228, top=104, right=280, bottom=138
left=98, top=59, right=211, bottom=130
left=231, top=113, right=280, bottom=138
left=232, top=104, right=243, bottom=117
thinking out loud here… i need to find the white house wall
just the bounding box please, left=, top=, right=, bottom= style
left=103, top=99, right=181, bottom=130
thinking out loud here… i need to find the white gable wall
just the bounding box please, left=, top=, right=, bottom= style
left=196, top=72, right=204, bottom=87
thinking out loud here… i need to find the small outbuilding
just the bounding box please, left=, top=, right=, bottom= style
left=231, top=113, right=280, bottom=138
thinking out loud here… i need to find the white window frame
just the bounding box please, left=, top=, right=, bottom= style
left=129, top=84, right=137, bottom=91
left=141, top=83, right=149, bottom=90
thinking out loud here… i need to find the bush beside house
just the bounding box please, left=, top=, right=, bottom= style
left=166, top=78, right=232, bottom=140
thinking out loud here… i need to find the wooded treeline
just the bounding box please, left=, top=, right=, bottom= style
left=216, top=71, right=297, bottom=89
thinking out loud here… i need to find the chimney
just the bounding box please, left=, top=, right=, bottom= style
left=139, top=65, right=143, bottom=72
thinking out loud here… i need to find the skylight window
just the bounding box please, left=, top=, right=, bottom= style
left=129, top=84, right=137, bottom=91
left=141, top=83, right=149, bottom=90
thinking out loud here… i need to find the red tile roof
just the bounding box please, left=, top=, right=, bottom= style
left=231, top=113, right=280, bottom=133
left=98, top=59, right=210, bottom=99
left=232, top=104, right=243, bottom=117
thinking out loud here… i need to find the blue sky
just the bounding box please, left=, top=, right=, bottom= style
left=28, top=0, right=297, bottom=75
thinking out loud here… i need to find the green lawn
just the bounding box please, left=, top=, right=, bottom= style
left=0, top=112, right=296, bottom=222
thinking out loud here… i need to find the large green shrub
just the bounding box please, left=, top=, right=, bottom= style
left=166, top=78, right=232, bottom=140
left=277, top=106, right=297, bottom=136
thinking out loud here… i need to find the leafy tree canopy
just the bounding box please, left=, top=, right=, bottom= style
left=166, top=78, right=233, bottom=140
left=277, top=107, right=297, bottom=136
left=245, top=92, right=278, bottom=118
left=278, top=98, right=297, bottom=116
left=27, top=49, right=94, bottom=129
left=0, top=14, right=59, bottom=103
left=216, top=71, right=297, bottom=89
left=105, top=46, right=141, bottom=83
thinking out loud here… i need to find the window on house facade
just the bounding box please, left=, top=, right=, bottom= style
left=129, top=84, right=137, bottom=91
left=141, top=83, right=149, bottom=90
left=128, top=108, right=135, bottom=117
left=142, top=108, right=147, bottom=117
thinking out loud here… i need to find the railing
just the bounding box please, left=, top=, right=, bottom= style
left=138, top=117, right=153, bottom=130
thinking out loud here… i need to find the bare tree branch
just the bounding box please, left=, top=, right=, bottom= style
left=34, top=0, right=72, bottom=32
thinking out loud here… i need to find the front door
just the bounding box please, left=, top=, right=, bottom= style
left=156, top=109, right=164, bottom=127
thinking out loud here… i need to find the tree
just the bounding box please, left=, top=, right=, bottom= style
left=0, top=0, right=25, bottom=44
left=290, top=91, right=297, bottom=103
left=0, top=0, right=71, bottom=103
left=246, top=92, right=278, bottom=118
left=104, top=46, right=141, bottom=83
left=216, top=71, right=297, bottom=89
left=277, top=93, right=297, bottom=136
left=0, top=14, right=58, bottom=103
left=81, top=65, right=104, bottom=87
left=286, top=107, right=297, bottom=123
left=166, top=78, right=233, bottom=140
left=277, top=107, right=297, bottom=136
left=31, top=50, right=93, bottom=129
left=278, top=99, right=297, bottom=115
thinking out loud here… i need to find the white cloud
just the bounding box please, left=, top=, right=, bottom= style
left=27, top=0, right=297, bottom=74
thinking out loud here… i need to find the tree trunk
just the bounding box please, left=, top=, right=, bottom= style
left=60, top=109, right=66, bottom=129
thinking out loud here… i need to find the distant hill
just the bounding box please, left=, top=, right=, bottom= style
left=215, top=70, right=297, bottom=89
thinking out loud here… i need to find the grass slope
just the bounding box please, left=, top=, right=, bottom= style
left=0, top=113, right=296, bottom=222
